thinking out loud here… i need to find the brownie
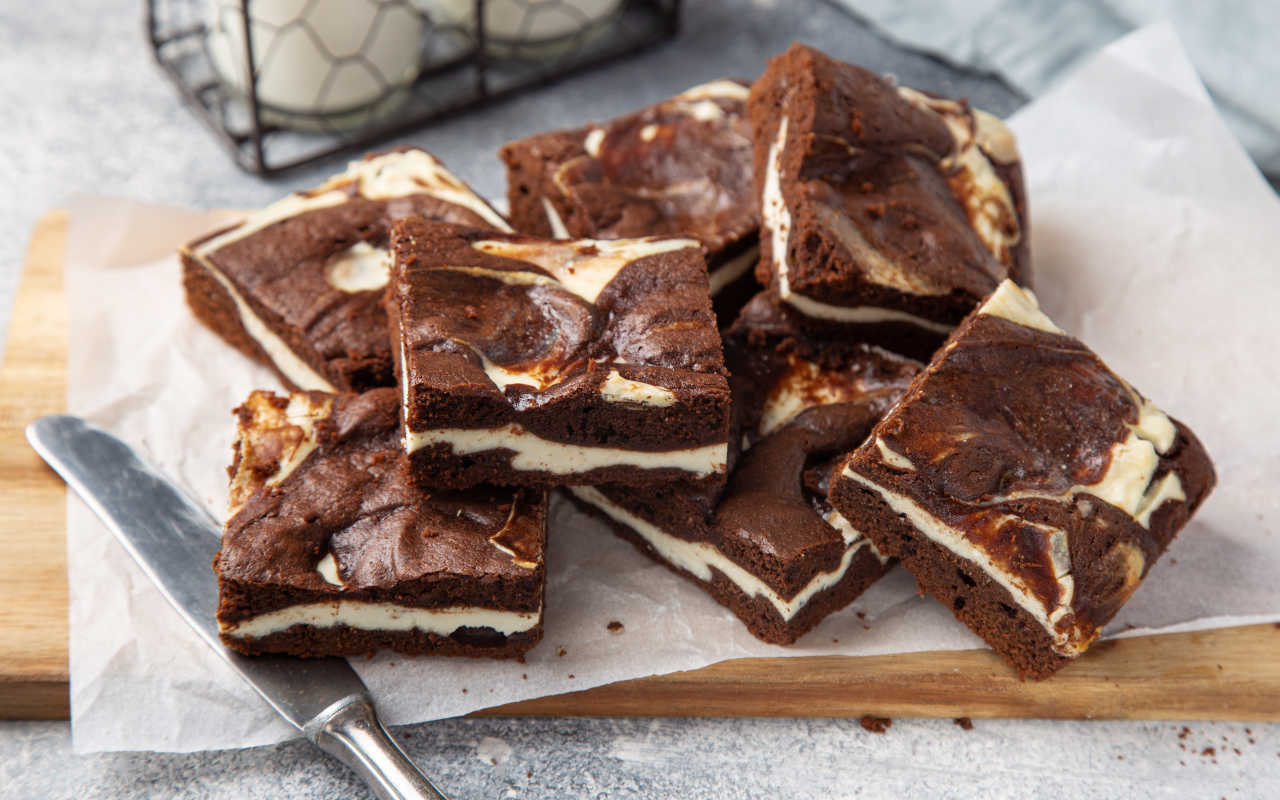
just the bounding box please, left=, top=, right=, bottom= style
left=566, top=297, right=919, bottom=644
left=215, top=388, right=546, bottom=659
left=749, top=43, right=1030, bottom=360
left=181, top=147, right=512, bottom=393
left=500, top=79, right=760, bottom=322
left=828, top=281, right=1216, bottom=679
left=388, top=218, right=732, bottom=490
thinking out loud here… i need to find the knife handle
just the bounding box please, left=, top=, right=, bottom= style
left=306, top=695, right=449, bottom=800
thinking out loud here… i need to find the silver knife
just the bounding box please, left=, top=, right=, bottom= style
left=27, top=414, right=449, bottom=800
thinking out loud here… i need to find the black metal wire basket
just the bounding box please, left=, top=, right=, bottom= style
left=147, top=0, right=681, bottom=176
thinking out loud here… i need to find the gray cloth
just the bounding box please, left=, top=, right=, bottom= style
left=835, top=0, right=1280, bottom=177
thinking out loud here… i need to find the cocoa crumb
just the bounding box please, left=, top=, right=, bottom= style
left=1179, top=727, right=1191, bottom=740
left=953, top=717, right=974, bottom=731
left=860, top=716, right=891, bottom=734
left=521, top=673, right=527, bottom=680
left=557, top=647, right=567, bottom=657
left=461, top=688, right=467, bottom=694
left=568, top=674, right=575, bottom=679
left=1202, top=747, right=1215, bottom=757
left=855, top=611, right=866, bottom=620
left=1116, top=755, right=1124, bottom=760
left=607, top=621, right=624, bottom=634
left=402, top=733, right=411, bottom=741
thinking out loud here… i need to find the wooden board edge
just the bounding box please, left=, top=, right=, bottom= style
left=0, top=208, right=70, bottom=694
left=473, top=623, right=1280, bottom=721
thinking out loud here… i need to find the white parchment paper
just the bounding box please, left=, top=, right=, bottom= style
left=64, top=24, right=1280, bottom=753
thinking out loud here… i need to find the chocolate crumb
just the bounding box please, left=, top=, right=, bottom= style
left=402, top=733, right=411, bottom=741
left=521, top=673, right=527, bottom=680
left=461, top=688, right=467, bottom=694
left=1116, top=755, right=1124, bottom=760
left=607, top=621, right=624, bottom=633
left=860, top=716, right=891, bottom=734
left=526, top=771, right=532, bottom=779
left=1202, top=747, right=1216, bottom=757
left=1179, top=727, right=1191, bottom=740
left=568, top=674, right=575, bottom=679
left=557, top=647, right=567, bottom=657
left=856, top=611, right=866, bottom=620
left=953, top=717, right=974, bottom=731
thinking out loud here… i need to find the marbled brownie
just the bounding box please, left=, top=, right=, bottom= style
left=829, top=281, right=1216, bottom=678
left=215, top=388, right=546, bottom=659
left=749, top=43, right=1030, bottom=359
left=387, top=218, right=731, bottom=490
left=182, top=147, right=511, bottom=392
left=567, top=294, right=920, bottom=644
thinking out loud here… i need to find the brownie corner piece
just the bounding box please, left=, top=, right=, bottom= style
left=828, top=280, right=1216, bottom=678
left=181, top=147, right=511, bottom=393
left=749, top=43, right=1030, bottom=357
left=388, top=219, right=731, bottom=490
left=215, top=386, right=547, bottom=659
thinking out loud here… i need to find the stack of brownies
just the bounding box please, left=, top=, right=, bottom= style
left=185, top=43, right=1215, bottom=679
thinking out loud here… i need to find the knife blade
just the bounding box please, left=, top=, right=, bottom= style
left=27, top=414, right=448, bottom=800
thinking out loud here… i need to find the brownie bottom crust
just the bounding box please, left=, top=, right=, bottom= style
left=222, top=622, right=543, bottom=660
left=567, top=490, right=890, bottom=645
left=829, top=480, right=1074, bottom=679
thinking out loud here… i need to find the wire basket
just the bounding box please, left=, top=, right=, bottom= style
left=147, top=0, right=681, bottom=176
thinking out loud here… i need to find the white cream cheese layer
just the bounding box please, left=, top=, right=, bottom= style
left=471, top=236, right=698, bottom=304
left=757, top=356, right=885, bottom=438
left=674, top=79, right=751, bottom=103
left=541, top=197, right=572, bottom=239
left=570, top=487, right=876, bottom=621
left=195, top=258, right=337, bottom=392
left=222, top=601, right=542, bottom=639
left=195, top=150, right=509, bottom=259
left=407, top=424, right=727, bottom=476
left=323, top=241, right=392, bottom=292
left=874, top=437, right=916, bottom=471
left=264, top=393, right=332, bottom=487
left=583, top=127, right=605, bottom=157
left=977, top=280, right=1063, bottom=334
left=315, top=553, right=343, bottom=586
left=707, top=245, right=758, bottom=296
left=762, top=116, right=953, bottom=334
left=599, top=370, right=676, bottom=407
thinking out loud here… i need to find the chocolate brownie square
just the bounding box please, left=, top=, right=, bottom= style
left=829, top=281, right=1216, bottom=679
left=566, top=294, right=920, bottom=644
left=215, top=388, right=546, bottom=659
left=749, top=43, right=1030, bottom=359
left=181, top=147, right=512, bottom=392
left=387, top=218, right=731, bottom=490
left=500, top=79, right=759, bottom=321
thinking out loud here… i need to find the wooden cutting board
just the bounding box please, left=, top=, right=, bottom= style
left=3, top=210, right=1279, bottom=722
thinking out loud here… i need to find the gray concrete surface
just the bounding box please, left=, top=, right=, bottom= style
left=3, top=0, right=1278, bottom=797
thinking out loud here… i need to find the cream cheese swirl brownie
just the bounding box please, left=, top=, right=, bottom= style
left=388, top=219, right=731, bottom=490
left=215, top=388, right=546, bottom=659
left=567, top=294, right=919, bottom=644
left=500, top=79, right=759, bottom=321
left=829, top=281, right=1215, bottom=678
left=182, top=147, right=512, bottom=392
left=749, top=44, right=1030, bottom=360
